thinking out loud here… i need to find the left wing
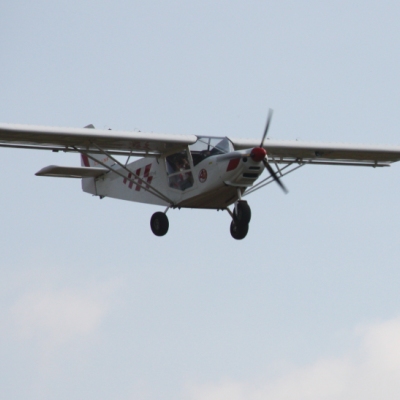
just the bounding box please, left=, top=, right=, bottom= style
left=0, top=123, right=197, bottom=156
left=231, top=138, right=400, bottom=166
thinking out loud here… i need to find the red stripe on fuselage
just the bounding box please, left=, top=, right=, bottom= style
left=127, top=173, right=133, bottom=188
left=81, top=154, right=90, bottom=167
left=135, top=168, right=142, bottom=191
left=143, top=164, right=151, bottom=178
left=227, top=158, right=240, bottom=171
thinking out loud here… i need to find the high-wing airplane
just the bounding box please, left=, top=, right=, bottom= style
left=1, top=110, right=400, bottom=239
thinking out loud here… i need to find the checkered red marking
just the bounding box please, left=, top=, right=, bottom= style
left=123, top=164, right=153, bottom=192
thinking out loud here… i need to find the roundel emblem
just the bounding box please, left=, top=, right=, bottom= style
left=198, top=169, right=208, bottom=183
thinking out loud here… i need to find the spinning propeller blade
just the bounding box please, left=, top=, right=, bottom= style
left=262, top=158, right=288, bottom=194
left=258, top=108, right=288, bottom=194
left=260, top=108, right=274, bottom=148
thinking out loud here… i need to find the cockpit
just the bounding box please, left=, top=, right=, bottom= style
left=189, top=136, right=233, bottom=166
left=165, top=137, right=233, bottom=191
left=165, top=151, right=194, bottom=191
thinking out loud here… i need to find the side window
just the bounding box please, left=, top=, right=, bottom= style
left=165, top=151, right=194, bottom=191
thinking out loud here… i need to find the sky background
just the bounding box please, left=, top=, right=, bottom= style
left=1, top=1, right=400, bottom=399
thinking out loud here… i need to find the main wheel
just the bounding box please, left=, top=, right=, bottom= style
left=235, top=201, right=251, bottom=225
left=150, top=212, right=169, bottom=236
left=230, top=220, right=249, bottom=240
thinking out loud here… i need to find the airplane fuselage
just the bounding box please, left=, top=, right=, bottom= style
left=82, top=145, right=264, bottom=209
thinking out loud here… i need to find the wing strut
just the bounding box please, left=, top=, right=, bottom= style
left=244, top=156, right=391, bottom=197
left=73, top=144, right=175, bottom=206
left=243, top=160, right=305, bottom=197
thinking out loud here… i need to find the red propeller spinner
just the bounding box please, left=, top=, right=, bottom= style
left=250, top=147, right=267, bottom=162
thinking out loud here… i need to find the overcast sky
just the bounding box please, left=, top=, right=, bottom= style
left=2, top=1, right=400, bottom=399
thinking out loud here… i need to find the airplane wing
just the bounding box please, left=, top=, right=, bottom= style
left=231, top=138, right=400, bottom=166
left=0, top=123, right=197, bottom=156
left=2, top=122, right=400, bottom=166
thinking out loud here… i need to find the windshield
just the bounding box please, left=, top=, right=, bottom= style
left=189, top=137, right=233, bottom=166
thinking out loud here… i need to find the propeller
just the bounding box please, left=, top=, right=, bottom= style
left=260, top=108, right=273, bottom=148
left=262, top=158, right=288, bottom=194
left=250, top=109, right=288, bottom=194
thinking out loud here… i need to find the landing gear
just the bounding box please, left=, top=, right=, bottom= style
left=230, top=220, right=249, bottom=240
left=229, top=201, right=251, bottom=240
left=235, top=200, right=251, bottom=224
left=150, top=212, right=169, bottom=236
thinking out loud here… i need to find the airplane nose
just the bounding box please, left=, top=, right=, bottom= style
left=250, top=147, right=267, bottom=162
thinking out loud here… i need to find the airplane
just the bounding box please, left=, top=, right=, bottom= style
left=1, top=110, right=400, bottom=240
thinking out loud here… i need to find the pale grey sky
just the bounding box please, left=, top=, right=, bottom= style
left=1, top=1, right=400, bottom=399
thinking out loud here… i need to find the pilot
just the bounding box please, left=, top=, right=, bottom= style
left=179, top=157, right=190, bottom=170
left=173, top=156, right=189, bottom=170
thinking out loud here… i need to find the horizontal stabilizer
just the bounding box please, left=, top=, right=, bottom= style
left=35, top=165, right=108, bottom=178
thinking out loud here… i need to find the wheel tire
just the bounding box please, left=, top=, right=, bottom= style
left=150, top=212, right=169, bottom=236
left=230, top=220, right=249, bottom=240
left=235, top=201, right=251, bottom=225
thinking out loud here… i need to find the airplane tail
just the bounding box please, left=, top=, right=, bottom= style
left=80, top=124, right=114, bottom=168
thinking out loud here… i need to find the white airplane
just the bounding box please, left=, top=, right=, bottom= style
left=1, top=110, right=400, bottom=239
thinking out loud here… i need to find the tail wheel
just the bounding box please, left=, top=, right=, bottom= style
left=230, top=221, right=249, bottom=240
left=235, top=201, right=251, bottom=225
left=150, top=212, right=169, bottom=236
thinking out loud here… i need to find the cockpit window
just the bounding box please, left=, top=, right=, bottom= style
left=165, top=150, right=194, bottom=191
left=166, top=151, right=191, bottom=174
left=189, top=137, right=232, bottom=166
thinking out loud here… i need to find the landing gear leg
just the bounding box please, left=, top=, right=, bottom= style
left=150, top=212, right=169, bottom=236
